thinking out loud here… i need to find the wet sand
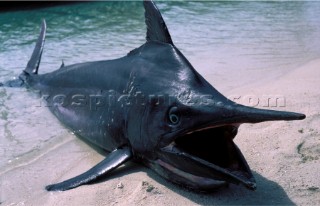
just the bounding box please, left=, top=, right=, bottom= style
left=1, top=58, right=319, bottom=205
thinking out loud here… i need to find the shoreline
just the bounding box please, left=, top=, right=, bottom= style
left=1, top=58, right=319, bottom=205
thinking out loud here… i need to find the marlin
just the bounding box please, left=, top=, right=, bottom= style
left=3, top=0, right=305, bottom=192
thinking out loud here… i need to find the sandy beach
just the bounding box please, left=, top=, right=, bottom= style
left=1, top=56, right=319, bottom=205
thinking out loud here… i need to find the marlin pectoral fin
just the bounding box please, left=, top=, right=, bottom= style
left=45, top=147, right=132, bottom=191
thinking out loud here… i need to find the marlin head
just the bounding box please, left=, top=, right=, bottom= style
left=138, top=86, right=304, bottom=191
left=141, top=96, right=304, bottom=191
left=135, top=0, right=305, bottom=191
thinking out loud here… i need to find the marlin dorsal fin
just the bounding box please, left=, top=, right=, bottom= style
left=59, top=60, right=65, bottom=69
left=143, top=0, right=173, bottom=45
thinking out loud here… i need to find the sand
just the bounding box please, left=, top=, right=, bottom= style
left=1, top=58, right=319, bottom=205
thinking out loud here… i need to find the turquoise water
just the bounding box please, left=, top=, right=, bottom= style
left=1, top=1, right=320, bottom=170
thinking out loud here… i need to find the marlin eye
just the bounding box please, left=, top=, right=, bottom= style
left=170, top=114, right=179, bottom=124
left=168, top=106, right=180, bottom=125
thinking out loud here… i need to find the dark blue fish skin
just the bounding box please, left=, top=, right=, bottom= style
left=2, top=0, right=305, bottom=192
left=34, top=41, right=230, bottom=154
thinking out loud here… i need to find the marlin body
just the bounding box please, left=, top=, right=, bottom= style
left=3, top=0, right=305, bottom=192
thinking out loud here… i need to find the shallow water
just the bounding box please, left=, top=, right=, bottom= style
left=1, top=1, right=320, bottom=173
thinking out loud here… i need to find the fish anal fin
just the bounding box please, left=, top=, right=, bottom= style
left=45, top=147, right=132, bottom=191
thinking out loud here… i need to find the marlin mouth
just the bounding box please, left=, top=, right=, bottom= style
left=153, top=104, right=305, bottom=191
left=156, top=124, right=257, bottom=191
